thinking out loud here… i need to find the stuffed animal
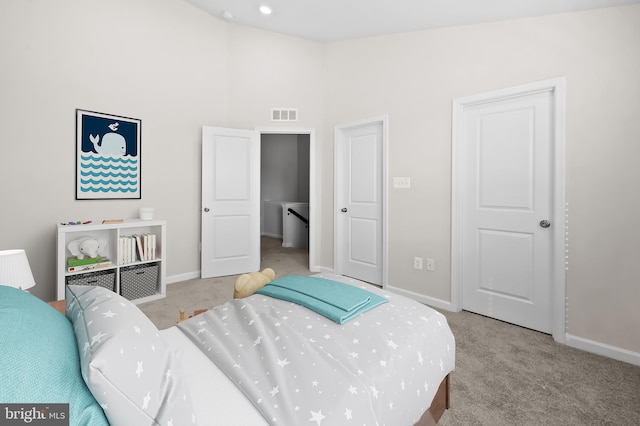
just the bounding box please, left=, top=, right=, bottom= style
left=233, top=268, right=275, bottom=299
left=68, top=237, right=107, bottom=259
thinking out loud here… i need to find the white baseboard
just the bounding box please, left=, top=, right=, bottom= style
left=384, top=284, right=455, bottom=312
left=261, top=232, right=282, bottom=239
left=565, top=333, right=640, bottom=367
left=166, top=271, right=200, bottom=285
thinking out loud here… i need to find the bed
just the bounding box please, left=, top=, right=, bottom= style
left=0, top=273, right=455, bottom=425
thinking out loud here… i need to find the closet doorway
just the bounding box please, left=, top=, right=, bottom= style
left=258, top=128, right=315, bottom=274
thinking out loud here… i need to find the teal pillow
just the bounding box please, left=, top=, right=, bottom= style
left=0, top=286, right=108, bottom=425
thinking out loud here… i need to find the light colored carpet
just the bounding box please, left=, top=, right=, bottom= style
left=140, top=237, right=640, bottom=425
left=436, top=309, right=640, bottom=425
left=139, top=236, right=312, bottom=329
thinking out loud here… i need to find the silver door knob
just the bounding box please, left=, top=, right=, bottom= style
left=341, top=208, right=348, bottom=213
left=204, top=207, right=210, bottom=212
left=540, top=220, right=551, bottom=228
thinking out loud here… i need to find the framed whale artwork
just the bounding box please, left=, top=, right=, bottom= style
left=76, top=109, right=141, bottom=200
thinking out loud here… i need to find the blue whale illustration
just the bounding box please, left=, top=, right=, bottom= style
left=89, top=133, right=126, bottom=155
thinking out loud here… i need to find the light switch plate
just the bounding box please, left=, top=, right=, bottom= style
left=393, top=177, right=411, bottom=189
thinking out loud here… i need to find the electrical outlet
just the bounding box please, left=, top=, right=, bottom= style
left=414, top=256, right=423, bottom=270
left=426, top=258, right=435, bottom=271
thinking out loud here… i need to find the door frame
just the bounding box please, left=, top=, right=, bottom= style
left=333, top=115, right=389, bottom=287
left=255, top=127, right=317, bottom=272
left=451, top=77, right=566, bottom=343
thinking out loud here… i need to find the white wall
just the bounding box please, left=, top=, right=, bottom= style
left=261, top=134, right=304, bottom=203
left=0, top=0, right=327, bottom=302
left=0, top=0, right=229, bottom=299
left=1, top=0, right=638, bottom=359
left=223, top=25, right=328, bottom=264
left=324, top=6, right=640, bottom=354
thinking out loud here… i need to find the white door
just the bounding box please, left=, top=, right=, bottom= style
left=335, top=119, right=385, bottom=285
left=201, top=126, right=260, bottom=278
left=457, top=87, right=558, bottom=333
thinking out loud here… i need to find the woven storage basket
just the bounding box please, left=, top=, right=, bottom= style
left=66, top=270, right=116, bottom=292
left=120, top=263, right=159, bottom=300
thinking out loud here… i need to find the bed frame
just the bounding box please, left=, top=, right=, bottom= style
left=416, top=374, right=450, bottom=425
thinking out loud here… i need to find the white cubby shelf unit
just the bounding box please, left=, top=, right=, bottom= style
left=56, top=219, right=166, bottom=304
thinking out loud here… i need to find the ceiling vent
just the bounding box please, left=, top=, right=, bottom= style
left=271, top=108, right=298, bottom=122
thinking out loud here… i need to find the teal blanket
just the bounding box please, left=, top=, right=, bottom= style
left=255, top=275, right=387, bottom=324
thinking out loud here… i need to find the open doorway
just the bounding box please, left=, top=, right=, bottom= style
left=259, top=130, right=314, bottom=275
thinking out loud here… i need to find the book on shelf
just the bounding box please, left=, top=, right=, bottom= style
left=67, top=256, right=105, bottom=267
left=143, top=234, right=149, bottom=261
left=141, top=233, right=156, bottom=261
left=134, top=234, right=144, bottom=261
left=145, top=233, right=156, bottom=261
left=119, top=233, right=157, bottom=264
left=119, top=236, right=130, bottom=264
left=67, top=258, right=112, bottom=272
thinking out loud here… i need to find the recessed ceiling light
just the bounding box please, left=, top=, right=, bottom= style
left=259, top=5, right=272, bottom=15
left=222, top=11, right=234, bottom=21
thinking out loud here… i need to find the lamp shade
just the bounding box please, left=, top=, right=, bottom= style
left=0, top=249, right=36, bottom=290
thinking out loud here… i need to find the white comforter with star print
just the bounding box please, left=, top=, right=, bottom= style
left=177, top=275, right=455, bottom=426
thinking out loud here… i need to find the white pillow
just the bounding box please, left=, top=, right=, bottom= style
left=66, top=285, right=196, bottom=426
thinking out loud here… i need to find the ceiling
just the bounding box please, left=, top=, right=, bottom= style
left=184, top=0, right=640, bottom=42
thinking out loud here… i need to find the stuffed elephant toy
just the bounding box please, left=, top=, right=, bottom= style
left=68, top=237, right=107, bottom=259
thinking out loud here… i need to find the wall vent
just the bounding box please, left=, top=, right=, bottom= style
left=271, top=108, right=298, bottom=121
